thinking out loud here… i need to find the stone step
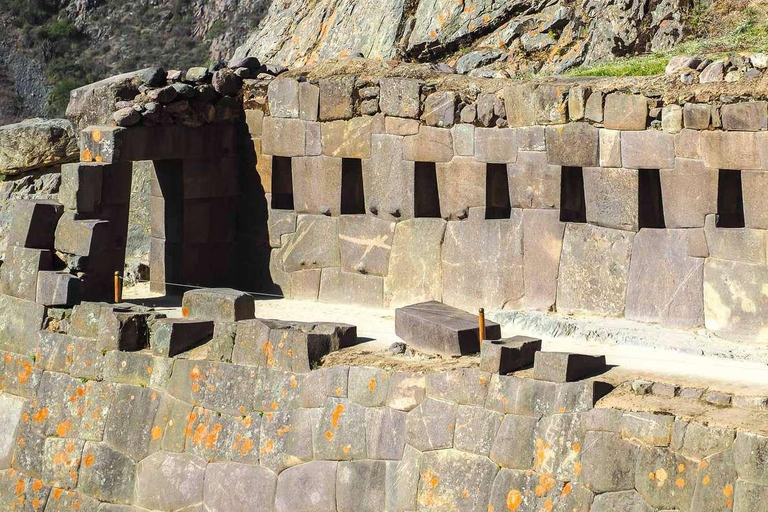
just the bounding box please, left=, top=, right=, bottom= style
left=182, top=288, right=255, bottom=322
left=151, top=318, right=214, bottom=357
left=394, top=300, right=500, bottom=356
left=533, top=351, right=608, bottom=382
left=480, top=335, right=542, bottom=374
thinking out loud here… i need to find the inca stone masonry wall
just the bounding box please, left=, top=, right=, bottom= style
left=249, top=75, right=768, bottom=343
left=1, top=297, right=768, bottom=512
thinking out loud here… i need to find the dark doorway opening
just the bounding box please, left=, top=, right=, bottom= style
left=271, top=156, right=294, bottom=210
left=341, top=158, right=365, bottom=214
left=560, top=166, right=586, bottom=223
left=414, top=162, right=441, bottom=218
left=486, top=163, right=511, bottom=219
left=716, top=170, right=745, bottom=228
left=638, top=169, right=666, bottom=228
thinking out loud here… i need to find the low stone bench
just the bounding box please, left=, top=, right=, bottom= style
left=480, top=335, right=542, bottom=374
left=534, top=351, right=608, bottom=382
left=181, top=288, right=255, bottom=322
left=395, top=301, right=501, bottom=356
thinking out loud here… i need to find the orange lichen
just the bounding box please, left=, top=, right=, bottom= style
left=506, top=489, right=522, bottom=510
left=325, top=430, right=334, bottom=440
left=32, top=408, right=49, bottom=423
left=56, top=421, right=71, bottom=437
left=331, top=404, right=345, bottom=428
left=368, top=379, right=377, bottom=392
left=52, top=489, right=63, bottom=500
left=91, top=129, right=102, bottom=143
left=151, top=426, right=163, bottom=440
left=561, top=482, right=572, bottom=497
left=83, top=453, right=95, bottom=467
left=702, top=475, right=711, bottom=485
left=724, top=484, right=733, bottom=498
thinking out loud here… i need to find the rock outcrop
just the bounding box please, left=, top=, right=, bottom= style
left=0, top=119, right=78, bottom=176
left=233, top=0, right=687, bottom=75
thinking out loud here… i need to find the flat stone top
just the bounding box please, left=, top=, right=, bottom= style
left=396, top=301, right=497, bottom=331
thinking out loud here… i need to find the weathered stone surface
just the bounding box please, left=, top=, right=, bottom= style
left=626, top=229, right=705, bottom=328
left=417, top=449, right=498, bottom=511
left=704, top=214, right=766, bottom=264
left=7, top=199, right=63, bottom=250
left=0, top=246, right=51, bottom=301
left=504, top=83, right=536, bottom=127
left=281, top=215, right=340, bottom=272
left=452, top=124, right=474, bottom=155
left=681, top=423, right=735, bottom=459
left=599, top=129, right=622, bottom=167
left=262, top=117, right=306, bottom=157
left=534, top=84, right=569, bottom=125
left=517, top=126, right=546, bottom=151
left=204, top=461, right=277, bottom=512
left=585, top=90, right=604, bottom=123
left=700, top=131, right=761, bottom=170
left=299, top=82, right=320, bottom=121
left=268, top=209, right=297, bottom=248
left=268, top=77, right=300, bottom=118
left=36, top=271, right=81, bottom=307
left=337, top=460, right=387, bottom=512
left=384, top=219, right=445, bottom=308
left=423, top=91, right=456, bottom=127
left=660, top=158, right=717, bottom=228
left=319, top=268, right=383, bottom=307
left=151, top=319, right=214, bottom=357
left=349, top=366, right=391, bottom=407
left=569, top=84, right=590, bottom=121
left=54, top=212, right=110, bottom=257
left=533, top=352, right=607, bottom=383
left=604, top=93, right=648, bottom=130
left=520, top=209, right=564, bottom=311
left=480, top=336, right=541, bottom=374
left=557, top=224, right=635, bottom=317
left=0, top=294, right=46, bottom=354
left=78, top=442, right=136, bottom=504
left=704, top=258, right=768, bottom=341
left=662, top=104, right=683, bottom=133
left=258, top=408, right=317, bottom=473
left=135, top=451, right=206, bottom=510
left=508, top=151, right=560, bottom=209
left=425, top=368, right=489, bottom=406
left=314, top=398, right=367, bottom=460
left=387, top=116, right=421, bottom=136
left=591, top=490, right=653, bottom=512
left=103, top=384, right=161, bottom=461
left=691, top=449, right=738, bottom=512
left=366, top=407, right=406, bottom=459
left=684, top=103, right=711, bottom=130
left=583, top=167, right=638, bottom=231
left=402, top=126, right=453, bottom=162
left=721, top=101, right=768, bottom=131
left=474, top=128, right=517, bottom=163
left=742, top=170, right=768, bottom=229
left=182, top=288, right=254, bottom=322
left=319, top=76, right=356, bottom=121
left=487, top=468, right=563, bottom=512
left=363, top=134, right=415, bottom=221
left=0, top=393, right=25, bottom=469
left=435, top=157, right=485, bottom=218
left=580, top=431, right=638, bottom=492
left=621, top=411, right=674, bottom=446
left=734, top=432, right=768, bottom=483
left=321, top=116, right=378, bottom=159
left=734, top=480, right=768, bottom=512
left=395, top=301, right=501, bottom=356
left=621, top=130, right=675, bottom=169
left=453, top=405, right=503, bottom=456
left=441, top=213, right=524, bottom=312
left=0, top=118, right=78, bottom=175
left=489, top=414, right=538, bottom=469
left=338, top=215, right=395, bottom=276
left=292, top=155, right=342, bottom=214
left=545, top=123, right=599, bottom=167
left=386, top=372, right=426, bottom=412
left=274, top=461, right=338, bottom=512
left=385, top=444, right=421, bottom=510
left=380, top=79, right=421, bottom=119
left=405, top=397, right=457, bottom=451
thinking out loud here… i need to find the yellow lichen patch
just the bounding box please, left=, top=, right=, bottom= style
left=81, top=149, right=93, bottom=162
left=535, top=474, right=556, bottom=497
left=239, top=438, right=254, bottom=456
left=290, top=375, right=298, bottom=389
left=83, top=453, right=95, bottom=467
left=702, top=475, right=711, bottom=485
left=331, top=403, right=345, bottom=428
left=654, top=468, right=669, bottom=487
left=263, top=341, right=275, bottom=367
left=676, top=477, right=686, bottom=488
left=335, top=387, right=343, bottom=396
left=94, top=155, right=103, bottom=163
left=32, top=408, right=49, bottom=423
left=31, top=480, right=43, bottom=492
left=572, top=443, right=580, bottom=453
left=56, top=421, right=71, bottom=437
left=325, top=430, right=334, bottom=440
left=52, top=489, right=63, bottom=500
left=699, top=459, right=709, bottom=470
left=91, top=129, right=102, bottom=143
left=543, top=498, right=554, bottom=512
left=506, top=489, right=522, bottom=510
left=342, top=445, right=351, bottom=454
left=573, top=461, right=583, bottom=476
left=277, top=425, right=291, bottom=437
left=561, top=482, right=572, bottom=497
left=368, top=378, right=377, bottom=392
left=151, top=426, right=163, bottom=440
left=677, top=463, right=686, bottom=473
left=261, top=439, right=275, bottom=454
left=724, top=484, right=733, bottom=498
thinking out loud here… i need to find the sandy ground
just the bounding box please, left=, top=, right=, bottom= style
left=123, top=284, right=768, bottom=398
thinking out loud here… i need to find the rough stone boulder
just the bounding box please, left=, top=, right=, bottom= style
left=0, top=119, right=78, bottom=176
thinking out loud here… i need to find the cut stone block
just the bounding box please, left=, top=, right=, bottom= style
left=204, top=461, right=278, bottom=512
left=533, top=351, right=607, bottom=382
left=480, top=336, right=542, bottom=374
left=319, top=76, right=355, bottom=121
left=660, top=158, right=718, bottom=228
left=583, top=167, right=638, bottom=231
left=742, top=170, right=768, bottom=229
left=274, top=461, right=338, bottom=512
left=78, top=442, right=136, bottom=504
left=452, top=124, right=474, bottom=155
left=423, top=91, right=456, bottom=127
left=522, top=209, right=565, bottom=311
left=405, top=397, right=457, bottom=451
left=508, top=151, right=560, bottom=209
left=7, top=199, right=63, bottom=249
left=545, top=123, right=599, bottom=167
left=402, top=126, right=453, bottom=162
left=534, top=83, right=568, bottom=125
left=684, top=103, right=711, bottom=129
left=59, top=163, right=103, bottom=213
left=36, top=271, right=82, bottom=306
left=97, top=308, right=151, bottom=352
left=319, top=268, right=383, bottom=308
left=182, top=288, right=255, bottom=322
left=299, top=81, right=320, bottom=121
left=504, top=83, right=536, bottom=126
left=292, top=156, right=342, bottom=215
left=379, top=78, right=421, bottom=119
left=321, top=116, right=378, bottom=159
left=435, top=156, right=485, bottom=218
left=395, top=301, right=501, bottom=356
left=136, top=451, right=206, bottom=511
left=474, top=127, right=517, bottom=163
left=54, top=212, right=111, bottom=257
left=604, top=93, right=648, bottom=130
left=0, top=393, right=25, bottom=469
left=281, top=215, right=341, bottom=272
left=384, top=219, right=445, bottom=308
left=417, top=449, right=498, bottom=511
left=599, top=129, right=622, bottom=167
left=704, top=258, right=768, bottom=342
left=268, top=77, right=300, bottom=118
left=701, top=131, right=761, bottom=170
left=338, top=215, right=395, bottom=276
left=337, top=460, right=387, bottom=512
left=262, top=117, right=306, bottom=157
left=0, top=246, right=52, bottom=301
left=721, top=101, right=768, bottom=131
left=151, top=318, right=214, bottom=357
left=620, top=130, right=675, bottom=169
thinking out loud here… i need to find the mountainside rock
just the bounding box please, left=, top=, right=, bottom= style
left=0, top=119, right=78, bottom=176
left=233, top=0, right=687, bottom=75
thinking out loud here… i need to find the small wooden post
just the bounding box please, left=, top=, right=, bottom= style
left=478, top=308, right=486, bottom=342
left=114, top=271, right=121, bottom=304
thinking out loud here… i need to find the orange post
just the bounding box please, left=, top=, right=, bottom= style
left=478, top=308, right=486, bottom=342
left=114, top=271, right=121, bottom=304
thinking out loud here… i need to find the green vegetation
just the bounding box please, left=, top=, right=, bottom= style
left=567, top=54, right=670, bottom=77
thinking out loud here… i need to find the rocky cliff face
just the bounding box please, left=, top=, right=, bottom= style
left=233, top=0, right=688, bottom=76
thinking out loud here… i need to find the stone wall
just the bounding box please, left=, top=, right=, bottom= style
left=251, top=74, right=768, bottom=343
left=1, top=295, right=768, bottom=511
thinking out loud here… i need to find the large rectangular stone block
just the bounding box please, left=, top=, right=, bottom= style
left=59, top=163, right=103, bottom=213
left=721, top=101, right=768, bottom=131
left=0, top=246, right=52, bottom=300
left=545, top=123, right=599, bottom=167
left=704, top=214, right=766, bottom=264
left=557, top=224, right=635, bottom=317
left=363, top=134, right=415, bottom=221
left=395, top=301, right=501, bottom=355
left=36, top=270, right=82, bottom=306
left=262, top=117, right=306, bottom=157
left=0, top=294, right=46, bottom=354
left=480, top=336, right=541, bottom=374
left=268, top=77, right=300, bottom=118
left=384, top=219, right=445, bottom=308
left=742, top=170, right=768, bottom=229
left=321, top=116, right=378, bottom=159
left=604, top=93, right=648, bottom=130
left=660, top=158, right=717, bottom=228
left=319, top=268, right=384, bottom=308
left=182, top=288, right=255, bottom=322
left=583, top=167, right=639, bottom=231
left=423, top=91, right=456, bottom=127
left=7, top=199, right=62, bottom=249
left=704, top=258, right=768, bottom=341
left=474, top=128, right=517, bottom=163
left=54, top=212, right=111, bottom=257
left=299, top=81, right=320, bottom=121
left=683, top=103, right=711, bottom=130
left=435, top=156, right=485, bottom=218
left=599, top=129, right=622, bottom=167
left=700, top=131, right=762, bottom=170
left=319, top=76, right=355, bottom=120
left=338, top=215, right=395, bottom=276
left=620, top=130, right=675, bottom=169
left=292, top=156, right=342, bottom=215
left=280, top=215, right=341, bottom=272
left=503, top=83, right=536, bottom=127
left=533, top=352, right=607, bottom=382
left=522, top=209, right=565, bottom=311
left=508, top=151, right=560, bottom=209
left=379, top=78, right=421, bottom=119
left=403, top=126, right=453, bottom=162
left=151, top=318, right=214, bottom=357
